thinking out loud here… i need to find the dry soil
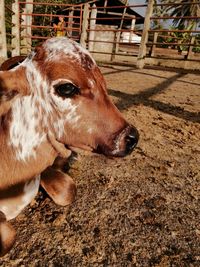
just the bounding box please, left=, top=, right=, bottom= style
left=0, top=65, right=200, bottom=267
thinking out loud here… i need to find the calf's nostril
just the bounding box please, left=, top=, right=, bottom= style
left=125, top=127, right=139, bottom=154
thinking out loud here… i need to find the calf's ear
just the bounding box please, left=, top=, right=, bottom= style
left=0, top=56, right=26, bottom=71
left=0, top=67, right=28, bottom=104
left=0, top=89, right=18, bottom=104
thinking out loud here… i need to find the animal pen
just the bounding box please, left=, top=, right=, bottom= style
left=0, top=1, right=200, bottom=266
left=0, top=0, right=200, bottom=70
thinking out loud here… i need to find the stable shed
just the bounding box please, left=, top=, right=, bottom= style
left=93, top=0, right=144, bottom=27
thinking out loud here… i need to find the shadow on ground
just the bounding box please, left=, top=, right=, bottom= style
left=0, top=65, right=200, bottom=267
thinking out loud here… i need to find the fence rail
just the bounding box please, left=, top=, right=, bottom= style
left=0, top=0, right=200, bottom=70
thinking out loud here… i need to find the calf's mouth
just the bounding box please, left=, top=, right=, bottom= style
left=95, top=125, right=139, bottom=157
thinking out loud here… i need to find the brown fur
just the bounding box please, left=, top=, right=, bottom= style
left=0, top=68, right=29, bottom=117
left=0, top=56, right=26, bottom=71
left=0, top=67, right=28, bottom=96
left=0, top=37, right=139, bottom=256
left=0, top=137, right=58, bottom=190
left=0, top=212, right=16, bottom=257
left=41, top=167, right=76, bottom=206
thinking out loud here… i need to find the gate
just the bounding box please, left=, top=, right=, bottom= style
left=18, top=1, right=84, bottom=54
left=1, top=0, right=145, bottom=62
left=1, top=0, right=200, bottom=70
left=82, top=1, right=145, bottom=64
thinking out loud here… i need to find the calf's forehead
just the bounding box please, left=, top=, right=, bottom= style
left=33, top=38, right=104, bottom=88
left=32, top=37, right=101, bottom=86
left=43, top=38, right=95, bottom=69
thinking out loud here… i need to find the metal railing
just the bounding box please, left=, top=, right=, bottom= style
left=84, top=2, right=144, bottom=62
left=146, top=1, right=200, bottom=62
left=0, top=0, right=200, bottom=70
left=18, top=1, right=84, bottom=53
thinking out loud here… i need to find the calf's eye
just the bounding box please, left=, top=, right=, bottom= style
left=54, top=83, right=80, bottom=98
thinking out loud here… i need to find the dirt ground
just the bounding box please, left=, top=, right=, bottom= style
left=0, top=65, right=200, bottom=267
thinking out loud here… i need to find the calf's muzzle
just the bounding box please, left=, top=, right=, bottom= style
left=96, top=125, right=139, bottom=157
left=124, top=126, right=139, bottom=155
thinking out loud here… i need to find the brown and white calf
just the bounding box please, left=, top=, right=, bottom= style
left=0, top=37, right=139, bottom=256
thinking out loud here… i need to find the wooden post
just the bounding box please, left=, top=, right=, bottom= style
left=88, top=4, right=97, bottom=52
left=129, top=17, right=136, bottom=43
left=150, top=31, right=158, bottom=57
left=186, top=36, right=195, bottom=60
left=112, top=0, right=128, bottom=61
left=80, top=3, right=90, bottom=48
left=25, top=2, right=33, bottom=52
left=11, top=0, right=20, bottom=56
left=0, top=0, right=8, bottom=60
left=104, top=0, right=108, bottom=12
left=67, top=7, right=74, bottom=38
left=20, top=0, right=33, bottom=54
left=137, top=0, right=154, bottom=69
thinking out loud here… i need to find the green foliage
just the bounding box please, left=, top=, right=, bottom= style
left=150, top=0, right=200, bottom=53
left=192, top=34, right=200, bottom=53
left=5, top=0, right=13, bottom=4
left=4, top=0, right=83, bottom=48
left=160, top=0, right=200, bottom=29
left=171, top=24, right=193, bottom=51
left=31, top=0, right=81, bottom=38
left=4, top=0, right=13, bottom=48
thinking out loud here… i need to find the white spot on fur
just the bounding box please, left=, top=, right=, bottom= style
left=87, top=128, right=94, bottom=134
left=51, top=79, right=81, bottom=125
left=0, top=176, right=40, bottom=221
left=54, top=119, right=65, bottom=139
left=9, top=96, right=46, bottom=161
left=9, top=58, right=52, bottom=161
left=22, top=176, right=40, bottom=207
left=8, top=37, right=92, bottom=162
left=51, top=93, right=81, bottom=131
left=43, top=37, right=95, bottom=65
left=88, top=79, right=95, bottom=88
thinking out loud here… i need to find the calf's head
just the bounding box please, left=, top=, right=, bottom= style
left=1, top=37, right=139, bottom=161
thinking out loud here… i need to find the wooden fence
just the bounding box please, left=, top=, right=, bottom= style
left=0, top=0, right=200, bottom=69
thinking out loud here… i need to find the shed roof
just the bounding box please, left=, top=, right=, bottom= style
left=93, top=0, right=144, bottom=26
left=60, top=0, right=144, bottom=28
